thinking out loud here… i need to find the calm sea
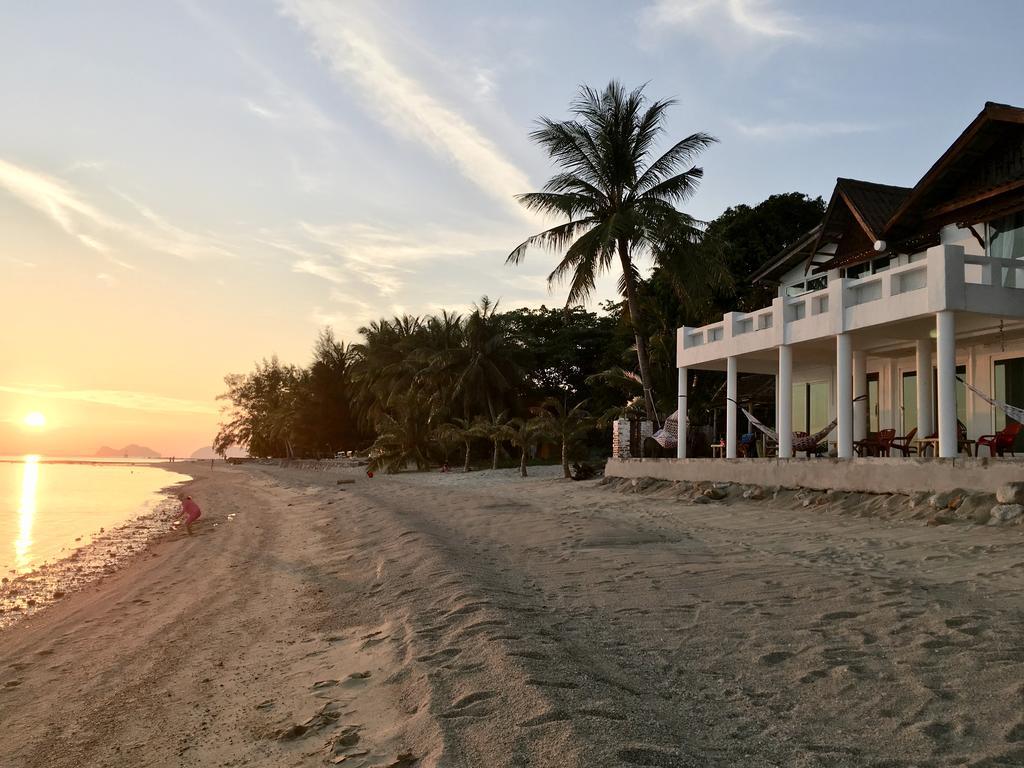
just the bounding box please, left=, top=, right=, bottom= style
left=0, top=456, right=192, bottom=576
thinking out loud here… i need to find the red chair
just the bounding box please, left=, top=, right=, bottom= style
left=977, top=422, right=1022, bottom=457
left=890, top=427, right=918, bottom=457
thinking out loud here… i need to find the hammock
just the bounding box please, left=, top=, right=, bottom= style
left=740, top=406, right=838, bottom=453
left=651, top=410, right=679, bottom=449
left=961, top=378, right=1024, bottom=424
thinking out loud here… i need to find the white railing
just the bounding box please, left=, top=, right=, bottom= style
left=679, top=245, right=1024, bottom=366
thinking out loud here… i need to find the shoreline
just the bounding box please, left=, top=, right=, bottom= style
left=0, top=463, right=194, bottom=630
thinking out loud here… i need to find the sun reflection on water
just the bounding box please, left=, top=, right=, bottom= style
left=15, top=455, right=39, bottom=571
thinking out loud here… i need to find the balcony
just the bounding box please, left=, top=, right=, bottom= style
left=678, top=244, right=1024, bottom=367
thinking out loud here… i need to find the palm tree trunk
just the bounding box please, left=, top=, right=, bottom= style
left=492, top=440, right=499, bottom=470
left=617, top=237, right=657, bottom=425
left=463, top=440, right=471, bottom=472
left=562, top=439, right=570, bottom=479
left=520, top=448, right=528, bottom=477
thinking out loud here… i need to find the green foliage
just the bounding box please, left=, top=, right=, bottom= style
left=531, top=398, right=595, bottom=478
left=509, top=80, right=720, bottom=421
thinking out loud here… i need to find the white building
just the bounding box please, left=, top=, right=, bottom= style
left=676, top=102, right=1024, bottom=460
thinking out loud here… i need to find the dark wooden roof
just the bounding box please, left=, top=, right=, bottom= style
left=805, top=102, right=1024, bottom=274
left=835, top=179, right=911, bottom=241
left=749, top=224, right=822, bottom=284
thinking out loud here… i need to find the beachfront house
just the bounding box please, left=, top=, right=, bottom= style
left=675, top=102, right=1024, bottom=461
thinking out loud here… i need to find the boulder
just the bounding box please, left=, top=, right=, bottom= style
left=996, top=483, right=1024, bottom=505
left=693, top=495, right=713, bottom=505
left=742, top=486, right=765, bottom=501
left=989, top=504, right=1024, bottom=525
left=703, top=486, right=728, bottom=501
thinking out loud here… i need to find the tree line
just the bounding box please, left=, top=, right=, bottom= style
left=215, top=80, right=824, bottom=470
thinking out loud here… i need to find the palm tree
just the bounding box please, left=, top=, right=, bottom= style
left=474, top=411, right=512, bottom=470
left=532, top=398, right=594, bottom=479
left=508, top=81, right=717, bottom=424
left=437, top=417, right=479, bottom=472
left=508, top=417, right=544, bottom=477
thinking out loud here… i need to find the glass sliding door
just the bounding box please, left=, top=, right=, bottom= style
left=867, top=373, right=880, bottom=433
left=902, top=372, right=917, bottom=434
left=994, top=358, right=1024, bottom=452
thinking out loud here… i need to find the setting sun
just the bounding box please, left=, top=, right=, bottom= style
left=22, top=412, right=46, bottom=429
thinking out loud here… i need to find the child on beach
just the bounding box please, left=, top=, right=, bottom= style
left=175, top=494, right=202, bottom=535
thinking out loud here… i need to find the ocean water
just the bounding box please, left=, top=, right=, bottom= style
left=0, top=457, right=191, bottom=576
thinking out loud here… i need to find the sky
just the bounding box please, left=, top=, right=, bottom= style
left=1, top=0, right=1022, bottom=456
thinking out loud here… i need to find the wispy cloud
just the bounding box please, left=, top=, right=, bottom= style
left=0, top=156, right=236, bottom=265
left=95, top=272, right=117, bottom=287
left=641, top=0, right=810, bottom=42
left=0, top=385, right=217, bottom=415
left=278, top=0, right=534, bottom=218
left=732, top=119, right=880, bottom=139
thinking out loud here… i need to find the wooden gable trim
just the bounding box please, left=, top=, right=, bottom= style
left=837, top=187, right=880, bottom=242
left=882, top=103, right=1024, bottom=236
left=924, top=178, right=1024, bottom=219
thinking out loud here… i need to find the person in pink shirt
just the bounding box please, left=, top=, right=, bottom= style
left=175, top=494, right=202, bottom=535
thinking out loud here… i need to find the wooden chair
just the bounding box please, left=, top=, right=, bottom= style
left=875, top=428, right=897, bottom=457
left=889, top=427, right=918, bottom=457
left=921, top=421, right=975, bottom=456
left=977, top=421, right=1022, bottom=457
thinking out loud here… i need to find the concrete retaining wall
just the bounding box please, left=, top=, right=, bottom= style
left=606, top=457, right=1024, bottom=494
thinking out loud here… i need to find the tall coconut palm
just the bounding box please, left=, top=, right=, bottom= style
left=508, top=81, right=717, bottom=424
left=437, top=416, right=479, bottom=472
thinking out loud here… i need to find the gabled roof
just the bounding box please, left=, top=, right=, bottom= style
left=836, top=179, right=911, bottom=242
left=749, top=224, right=822, bottom=284
left=882, top=101, right=1024, bottom=238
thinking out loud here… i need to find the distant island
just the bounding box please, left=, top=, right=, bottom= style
left=94, top=444, right=162, bottom=458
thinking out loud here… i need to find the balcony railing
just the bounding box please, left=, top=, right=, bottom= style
left=678, top=244, right=1024, bottom=366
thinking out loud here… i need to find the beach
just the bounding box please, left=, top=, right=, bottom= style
left=2, top=463, right=1024, bottom=767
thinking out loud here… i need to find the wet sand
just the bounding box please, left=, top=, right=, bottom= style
left=2, top=462, right=1024, bottom=767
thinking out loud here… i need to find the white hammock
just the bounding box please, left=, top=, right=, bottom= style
left=651, top=410, right=679, bottom=449
left=962, top=378, right=1024, bottom=424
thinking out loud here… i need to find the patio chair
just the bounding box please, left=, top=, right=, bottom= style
left=921, top=421, right=974, bottom=456
left=889, top=427, right=918, bottom=457
left=875, top=428, right=897, bottom=457
left=976, top=421, right=1022, bottom=457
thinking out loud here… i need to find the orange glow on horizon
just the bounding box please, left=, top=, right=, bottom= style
left=22, top=412, right=47, bottom=429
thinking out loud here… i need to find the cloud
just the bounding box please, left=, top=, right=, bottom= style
left=732, top=119, right=880, bottom=139
left=95, top=272, right=117, bottom=287
left=642, top=0, right=809, bottom=41
left=0, top=156, right=120, bottom=256
left=278, top=0, right=534, bottom=218
left=0, top=385, right=217, bottom=415
left=3, top=256, right=37, bottom=268
left=244, top=99, right=280, bottom=120
left=0, top=156, right=236, bottom=264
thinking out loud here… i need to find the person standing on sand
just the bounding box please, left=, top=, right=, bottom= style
left=175, top=494, right=202, bottom=535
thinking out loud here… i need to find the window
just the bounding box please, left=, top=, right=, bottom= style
left=902, top=372, right=918, bottom=434
left=785, top=276, right=828, bottom=297
left=846, top=256, right=892, bottom=280
left=792, top=381, right=830, bottom=434
left=867, top=373, right=880, bottom=433
left=987, top=212, right=1024, bottom=288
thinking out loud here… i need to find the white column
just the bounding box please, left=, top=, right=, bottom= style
left=836, top=334, right=853, bottom=458
left=726, top=357, right=737, bottom=459
left=936, top=311, right=957, bottom=458
left=853, top=351, right=868, bottom=442
left=778, top=345, right=793, bottom=458
left=676, top=367, right=687, bottom=459
left=915, top=340, right=933, bottom=438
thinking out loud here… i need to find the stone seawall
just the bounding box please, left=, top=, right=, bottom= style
left=605, top=456, right=1024, bottom=495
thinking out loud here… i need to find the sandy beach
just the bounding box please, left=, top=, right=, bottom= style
left=2, top=462, right=1024, bottom=767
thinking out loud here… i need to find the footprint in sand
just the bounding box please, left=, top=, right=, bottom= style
left=441, top=691, right=497, bottom=719
left=415, top=648, right=461, bottom=664
left=519, top=709, right=571, bottom=727
left=820, top=611, right=860, bottom=622
left=759, top=651, right=793, bottom=665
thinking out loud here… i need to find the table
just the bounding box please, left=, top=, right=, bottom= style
left=711, top=442, right=725, bottom=458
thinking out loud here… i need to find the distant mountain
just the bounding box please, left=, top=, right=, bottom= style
left=95, top=444, right=162, bottom=458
